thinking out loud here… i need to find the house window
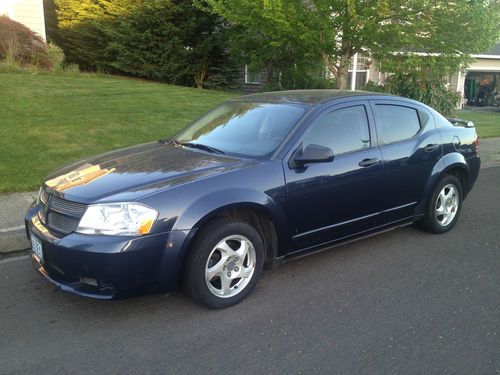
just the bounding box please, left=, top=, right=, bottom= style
left=349, top=52, right=371, bottom=71
left=245, top=65, right=261, bottom=84
left=348, top=52, right=370, bottom=90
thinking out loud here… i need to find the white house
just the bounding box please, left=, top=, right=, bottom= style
left=346, top=44, right=500, bottom=105
left=0, top=0, right=46, bottom=40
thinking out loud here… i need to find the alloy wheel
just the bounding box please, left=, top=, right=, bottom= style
left=205, top=235, right=256, bottom=298
left=435, top=184, right=459, bottom=227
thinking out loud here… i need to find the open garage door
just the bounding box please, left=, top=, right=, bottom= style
left=465, top=71, right=499, bottom=106
left=463, top=47, right=500, bottom=107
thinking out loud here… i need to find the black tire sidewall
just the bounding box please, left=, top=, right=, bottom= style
left=423, top=175, right=463, bottom=234
left=183, top=219, right=265, bottom=309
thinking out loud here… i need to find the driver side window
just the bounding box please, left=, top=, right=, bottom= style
left=303, top=105, right=371, bottom=155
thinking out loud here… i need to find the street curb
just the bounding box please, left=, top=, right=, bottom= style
left=0, top=228, right=30, bottom=255
left=482, top=162, right=500, bottom=169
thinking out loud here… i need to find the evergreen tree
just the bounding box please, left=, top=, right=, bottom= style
left=50, top=0, right=236, bottom=87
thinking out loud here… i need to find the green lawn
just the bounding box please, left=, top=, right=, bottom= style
left=1, top=72, right=499, bottom=193
left=0, top=72, right=235, bottom=192
left=454, top=109, right=500, bottom=138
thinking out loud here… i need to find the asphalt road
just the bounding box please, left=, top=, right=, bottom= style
left=1, top=167, right=499, bottom=375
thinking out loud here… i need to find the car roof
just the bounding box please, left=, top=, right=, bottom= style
left=234, top=89, right=394, bottom=105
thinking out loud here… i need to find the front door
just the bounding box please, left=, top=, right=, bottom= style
left=284, top=102, right=384, bottom=253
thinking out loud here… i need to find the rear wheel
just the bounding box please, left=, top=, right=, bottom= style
left=421, top=175, right=463, bottom=234
left=183, top=219, right=264, bottom=309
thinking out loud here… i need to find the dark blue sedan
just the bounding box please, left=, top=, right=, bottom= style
left=25, top=90, right=480, bottom=308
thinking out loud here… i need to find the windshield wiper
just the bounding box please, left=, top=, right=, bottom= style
left=174, top=140, right=225, bottom=155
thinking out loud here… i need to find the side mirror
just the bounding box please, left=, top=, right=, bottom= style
left=290, top=144, right=334, bottom=168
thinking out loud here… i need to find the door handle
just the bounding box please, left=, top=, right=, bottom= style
left=358, top=158, right=380, bottom=167
left=424, top=144, right=439, bottom=152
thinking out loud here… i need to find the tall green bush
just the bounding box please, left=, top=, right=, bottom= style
left=45, top=43, right=65, bottom=71
left=51, top=0, right=236, bottom=88
left=365, top=73, right=461, bottom=116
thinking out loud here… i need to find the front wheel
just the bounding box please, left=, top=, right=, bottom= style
left=420, top=174, right=463, bottom=234
left=183, top=219, right=264, bottom=309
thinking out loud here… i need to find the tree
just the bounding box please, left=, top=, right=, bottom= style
left=204, top=0, right=500, bottom=89
left=49, top=0, right=115, bottom=69
left=198, top=0, right=327, bottom=89
left=49, top=0, right=236, bottom=87
left=373, top=0, right=500, bottom=77
left=363, top=0, right=500, bottom=114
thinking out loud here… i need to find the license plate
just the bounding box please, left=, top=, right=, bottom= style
left=31, top=234, right=43, bottom=261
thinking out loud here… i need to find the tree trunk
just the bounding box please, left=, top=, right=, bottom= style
left=194, top=59, right=208, bottom=89
left=337, top=52, right=351, bottom=90
left=322, top=51, right=351, bottom=90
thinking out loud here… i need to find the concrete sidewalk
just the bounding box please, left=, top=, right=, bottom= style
left=1, top=137, right=499, bottom=256
left=0, top=191, right=37, bottom=255
left=479, top=137, right=500, bottom=167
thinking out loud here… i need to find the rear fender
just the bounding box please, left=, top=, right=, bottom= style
left=415, top=152, right=469, bottom=215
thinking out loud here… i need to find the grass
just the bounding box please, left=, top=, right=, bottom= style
left=1, top=71, right=498, bottom=192
left=454, top=109, right=500, bottom=138
left=0, top=72, right=235, bottom=192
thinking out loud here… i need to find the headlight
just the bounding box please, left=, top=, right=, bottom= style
left=76, top=203, right=158, bottom=236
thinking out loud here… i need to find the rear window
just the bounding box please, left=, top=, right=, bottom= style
left=374, top=105, right=421, bottom=144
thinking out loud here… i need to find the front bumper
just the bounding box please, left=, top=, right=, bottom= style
left=25, top=204, right=190, bottom=299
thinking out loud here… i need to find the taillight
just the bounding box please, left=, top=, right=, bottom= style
left=473, top=132, right=479, bottom=152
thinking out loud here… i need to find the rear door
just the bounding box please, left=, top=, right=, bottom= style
left=370, top=100, right=442, bottom=224
left=284, top=101, right=384, bottom=252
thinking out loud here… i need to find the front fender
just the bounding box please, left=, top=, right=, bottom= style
left=139, top=160, right=287, bottom=289
left=415, top=152, right=469, bottom=215
left=154, top=188, right=287, bottom=291
left=173, top=187, right=287, bottom=245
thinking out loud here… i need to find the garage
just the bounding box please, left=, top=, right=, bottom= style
left=462, top=44, right=500, bottom=106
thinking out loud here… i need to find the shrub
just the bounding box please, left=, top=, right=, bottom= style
left=62, top=63, right=80, bottom=74
left=365, top=73, right=461, bottom=116
left=0, top=15, right=51, bottom=69
left=46, top=43, right=65, bottom=71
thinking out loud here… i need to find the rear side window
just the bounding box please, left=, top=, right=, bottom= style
left=303, top=105, right=370, bottom=155
left=374, top=105, right=421, bottom=144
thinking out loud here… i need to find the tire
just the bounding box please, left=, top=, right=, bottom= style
left=183, top=218, right=264, bottom=309
left=420, top=174, right=463, bottom=234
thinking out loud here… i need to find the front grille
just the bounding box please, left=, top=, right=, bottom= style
left=40, top=189, right=87, bottom=235
left=50, top=195, right=87, bottom=216
left=47, top=211, right=81, bottom=234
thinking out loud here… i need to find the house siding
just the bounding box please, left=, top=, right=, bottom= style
left=467, top=58, right=500, bottom=72
left=1, top=0, right=46, bottom=40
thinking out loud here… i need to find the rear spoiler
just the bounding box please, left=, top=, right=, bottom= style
left=447, top=118, right=475, bottom=128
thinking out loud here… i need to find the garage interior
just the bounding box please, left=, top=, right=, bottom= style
left=464, top=71, right=500, bottom=106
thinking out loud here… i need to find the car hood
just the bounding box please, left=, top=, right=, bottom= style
left=43, top=142, right=252, bottom=203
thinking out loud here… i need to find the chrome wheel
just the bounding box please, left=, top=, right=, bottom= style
left=205, top=235, right=256, bottom=298
left=435, top=184, right=459, bottom=227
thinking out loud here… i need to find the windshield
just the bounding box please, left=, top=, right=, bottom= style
left=175, top=101, right=307, bottom=158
